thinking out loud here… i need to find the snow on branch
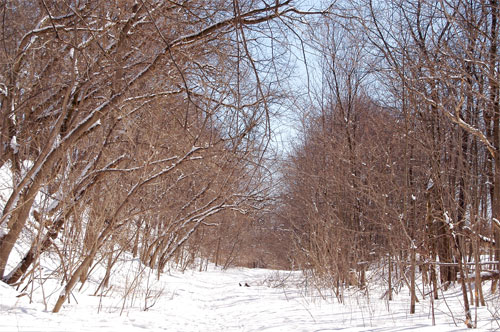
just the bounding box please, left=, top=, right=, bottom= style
left=493, top=218, right=500, bottom=230
left=166, top=1, right=321, bottom=49
left=444, top=211, right=457, bottom=240
left=446, top=96, right=496, bottom=158
left=462, top=226, right=495, bottom=245
left=124, top=90, right=183, bottom=102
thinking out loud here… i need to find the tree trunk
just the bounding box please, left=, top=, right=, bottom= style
left=431, top=261, right=438, bottom=300
left=0, top=193, right=37, bottom=278
left=454, top=236, right=473, bottom=328
left=4, top=214, right=65, bottom=284
left=410, top=247, right=416, bottom=314
left=388, top=255, right=393, bottom=301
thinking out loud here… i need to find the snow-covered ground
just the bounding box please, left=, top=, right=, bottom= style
left=1, top=260, right=499, bottom=332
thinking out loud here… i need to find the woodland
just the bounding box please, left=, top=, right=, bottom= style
left=0, top=0, right=499, bottom=328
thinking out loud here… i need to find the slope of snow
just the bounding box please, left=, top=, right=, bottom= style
left=1, top=263, right=499, bottom=331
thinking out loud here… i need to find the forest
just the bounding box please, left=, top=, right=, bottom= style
left=0, top=0, right=499, bottom=328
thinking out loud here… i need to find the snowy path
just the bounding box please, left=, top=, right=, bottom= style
left=1, top=267, right=498, bottom=331
left=162, top=269, right=331, bottom=331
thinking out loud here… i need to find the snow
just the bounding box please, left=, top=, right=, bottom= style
left=427, top=178, right=434, bottom=191
left=9, top=136, right=18, bottom=154
left=0, top=82, right=7, bottom=97
left=87, top=118, right=101, bottom=131
left=444, top=211, right=453, bottom=230
left=493, top=218, right=500, bottom=230
left=0, top=162, right=14, bottom=235
left=1, top=259, right=499, bottom=331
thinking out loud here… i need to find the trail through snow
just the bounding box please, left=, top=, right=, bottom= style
left=1, top=266, right=499, bottom=331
